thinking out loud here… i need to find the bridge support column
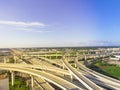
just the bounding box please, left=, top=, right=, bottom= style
left=84, top=55, right=86, bottom=61
left=7, top=58, right=10, bottom=63
left=77, top=67, right=79, bottom=70
left=30, top=75, right=34, bottom=90
left=11, top=71, right=14, bottom=86
left=4, top=57, right=7, bottom=63
left=99, top=54, right=100, bottom=59
left=14, top=56, right=17, bottom=63
left=75, top=63, right=77, bottom=68
left=50, top=56, right=51, bottom=60
left=109, top=56, right=111, bottom=59
left=70, top=74, right=73, bottom=81
left=21, top=55, right=23, bottom=59
left=26, top=80, right=29, bottom=87
left=62, top=64, right=65, bottom=69
left=45, top=53, right=46, bottom=58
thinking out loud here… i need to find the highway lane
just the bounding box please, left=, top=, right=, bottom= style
left=17, top=55, right=70, bottom=75
left=22, top=54, right=63, bottom=57
left=19, top=53, right=103, bottom=89
left=12, top=48, right=119, bottom=89
left=38, top=57, right=63, bottom=67
left=84, top=74, right=120, bottom=90
left=11, top=51, right=80, bottom=90
left=62, top=58, right=103, bottom=90
left=0, top=63, right=70, bottom=75
left=24, top=56, right=62, bottom=67
left=0, top=64, right=82, bottom=90
left=15, top=56, right=55, bottom=90
left=75, top=58, right=120, bottom=89
left=11, top=49, right=64, bottom=68
left=34, top=77, right=55, bottom=90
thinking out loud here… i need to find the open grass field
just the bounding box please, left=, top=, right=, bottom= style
left=89, top=60, right=120, bottom=79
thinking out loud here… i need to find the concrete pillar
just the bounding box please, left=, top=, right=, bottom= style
left=109, top=56, right=111, bottom=59
left=99, top=54, right=101, bottom=58
left=84, top=55, right=86, bottom=61
left=30, top=75, right=34, bottom=90
left=45, top=53, right=46, bottom=58
left=62, top=64, right=65, bottom=69
left=70, top=74, right=73, bottom=81
left=75, top=63, right=77, bottom=68
left=4, top=57, right=6, bottom=63
left=26, top=80, right=29, bottom=87
left=7, top=58, right=9, bottom=63
left=77, top=67, right=79, bottom=70
left=62, top=55, right=65, bottom=69
left=14, top=56, right=17, bottom=63
left=20, top=55, right=22, bottom=59
left=11, top=71, right=14, bottom=86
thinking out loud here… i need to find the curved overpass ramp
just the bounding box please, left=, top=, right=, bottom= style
left=75, top=58, right=120, bottom=89
left=0, top=63, right=70, bottom=75
left=0, top=64, right=82, bottom=90
left=62, top=58, right=103, bottom=90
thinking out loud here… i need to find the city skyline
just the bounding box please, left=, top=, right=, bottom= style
left=0, top=0, right=120, bottom=48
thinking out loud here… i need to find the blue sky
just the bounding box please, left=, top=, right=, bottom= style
left=0, top=0, right=120, bottom=47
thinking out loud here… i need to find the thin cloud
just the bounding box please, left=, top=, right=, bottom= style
left=0, top=20, right=45, bottom=27
left=17, top=28, right=51, bottom=33
left=0, top=20, right=50, bottom=33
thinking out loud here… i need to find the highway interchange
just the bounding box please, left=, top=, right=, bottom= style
left=0, top=48, right=120, bottom=90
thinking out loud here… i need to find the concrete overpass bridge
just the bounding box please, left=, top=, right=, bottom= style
left=62, top=57, right=103, bottom=90
left=0, top=63, right=70, bottom=75
left=74, top=56, right=120, bottom=90
left=11, top=49, right=120, bottom=90
left=0, top=63, right=82, bottom=90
